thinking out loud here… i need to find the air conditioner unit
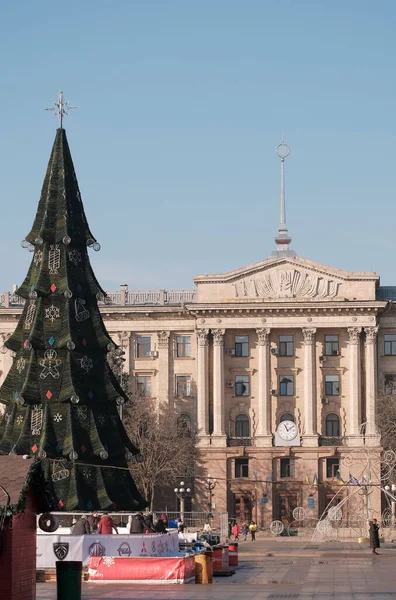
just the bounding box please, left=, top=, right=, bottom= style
left=227, top=381, right=234, bottom=388
left=149, top=350, right=159, bottom=358
left=271, top=347, right=279, bottom=356
left=271, top=389, right=279, bottom=396
left=321, top=397, right=329, bottom=405
left=319, top=355, right=326, bottom=363
left=226, top=348, right=236, bottom=356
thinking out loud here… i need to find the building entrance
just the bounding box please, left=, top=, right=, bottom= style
left=277, top=492, right=298, bottom=529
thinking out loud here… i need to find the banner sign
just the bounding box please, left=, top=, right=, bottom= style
left=88, top=555, right=196, bottom=584
left=37, top=531, right=180, bottom=569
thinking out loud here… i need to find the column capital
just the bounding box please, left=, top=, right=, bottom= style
left=212, top=329, right=225, bottom=346
left=116, top=331, right=131, bottom=347
left=196, top=329, right=210, bottom=346
left=347, top=326, right=362, bottom=344
left=301, top=328, right=316, bottom=343
left=256, top=328, right=271, bottom=346
left=157, top=330, right=170, bottom=349
left=364, top=326, right=379, bottom=345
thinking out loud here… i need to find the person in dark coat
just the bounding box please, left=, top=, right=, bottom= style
left=154, top=517, right=167, bottom=533
left=72, top=515, right=91, bottom=535
left=144, top=513, right=156, bottom=533
left=369, top=518, right=380, bottom=554
left=130, top=512, right=147, bottom=534
left=87, top=511, right=100, bottom=532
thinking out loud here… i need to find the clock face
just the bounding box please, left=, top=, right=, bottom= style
left=277, top=420, right=298, bottom=441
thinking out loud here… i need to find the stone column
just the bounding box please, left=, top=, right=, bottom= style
left=365, top=326, right=379, bottom=442
left=256, top=328, right=272, bottom=447
left=302, top=328, right=318, bottom=446
left=157, top=331, right=170, bottom=405
left=212, top=329, right=226, bottom=446
left=347, top=327, right=362, bottom=442
left=196, top=329, right=210, bottom=444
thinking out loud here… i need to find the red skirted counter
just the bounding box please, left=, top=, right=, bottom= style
left=88, top=555, right=195, bottom=584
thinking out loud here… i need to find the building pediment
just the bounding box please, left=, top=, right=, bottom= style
left=193, top=256, right=379, bottom=303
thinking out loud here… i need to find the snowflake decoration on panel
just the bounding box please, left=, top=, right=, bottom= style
left=97, top=415, right=105, bottom=426
left=33, top=250, right=43, bottom=266
left=73, top=405, right=88, bottom=421
left=45, top=305, right=60, bottom=323
left=103, top=557, right=115, bottom=568
left=24, top=301, right=37, bottom=329
left=16, top=415, right=24, bottom=426
left=31, top=405, right=43, bottom=435
left=53, top=413, right=62, bottom=423
left=82, top=468, right=93, bottom=479
left=48, top=244, right=61, bottom=274
left=16, top=357, right=26, bottom=374
left=68, top=249, right=82, bottom=266
left=80, top=355, right=93, bottom=373
left=39, top=349, right=61, bottom=379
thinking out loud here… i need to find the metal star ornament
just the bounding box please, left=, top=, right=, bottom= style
left=44, top=90, right=79, bottom=128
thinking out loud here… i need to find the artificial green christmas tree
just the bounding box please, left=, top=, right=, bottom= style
left=0, top=100, right=146, bottom=511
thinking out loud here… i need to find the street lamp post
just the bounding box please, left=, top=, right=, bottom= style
left=174, top=481, right=191, bottom=523
left=205, top=474, right=217, bottom=516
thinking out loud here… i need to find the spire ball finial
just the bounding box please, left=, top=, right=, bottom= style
left=43, top=90, right=79, bottom=128
left=276, top=140, right=290, bottom=161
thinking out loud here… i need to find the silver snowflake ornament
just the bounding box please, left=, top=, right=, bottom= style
left=68, top=249, right=82, bottom=266
left=45, top=305, right=60, bottom=323
left=103, top=556, right=115, bottom=568
left=16, top=415, right=24, bottom=425
left=53, top=413, right=62, bottom=423
left=80, top=355, right=93, bottom=373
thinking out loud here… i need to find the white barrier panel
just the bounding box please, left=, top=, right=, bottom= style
left=37, top=531, right=180, bottom=569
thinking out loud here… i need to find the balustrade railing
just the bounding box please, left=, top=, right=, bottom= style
left=0, top=288, right=196, bottom=308
left=227, top=436, right=253, bottom=447
left=318, top=436, right=346, bottom=446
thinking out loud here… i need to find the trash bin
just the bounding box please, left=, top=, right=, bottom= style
left=212, top=545, right=223, bottom=571
left=56, top=561, right=82, bottom=600
left=228, top=541, right=238, bottom=566
left=195, top=550, right=213, bottom=584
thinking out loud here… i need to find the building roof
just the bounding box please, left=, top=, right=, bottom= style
left=0, top=455, right=36, bottom=508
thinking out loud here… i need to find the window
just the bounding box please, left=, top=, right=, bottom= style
left=136, top=375, right=151, bottom=397
left=385, top=334, right=396, bottom=356
left=176, top=375, right=191, bottom=397
left=324, top=335, right=339, bottom=356
left=325, top=413, right=340, bottom=436
left=279, top=335, right=294, bottom=357
left=235, top=375, right=250, bottom=396
left=279, top=375, right=294, bottom=396
left=235, top=414, right=250, bottom=437
left=137, top=336, right=151, bottom=358
left=384, top=374, right=396, bottom=392
left=326, top=458, right=340, bottom=478
left=177, top=414, right=191, bottom=435
left=176, top=336, right=191, bottom=357
left=325, top=375, right=340, bottom=396
left=280, top=412, right=295, bottom=423
left=235, top=335, right=249, bottom=357
left=280, top=458, right=295, bottom=478
left=235, top=458, right=249, bottom=478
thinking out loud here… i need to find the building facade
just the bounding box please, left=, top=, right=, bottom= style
left=0, top=252, right=394, bottom=527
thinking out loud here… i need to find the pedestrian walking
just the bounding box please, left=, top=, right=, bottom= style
left=98, top=512, right=118, bottom=534
left=161, top=512, right=169, bottom=528
left=232, top=522, right=240, bottom=541
left=369, top=518, right=380, bottom=555
left=177, top=517, right=185, bottom=533
left=72, top=515, right=91, bottom=535
left=154, top=517, right=167, bottom=533
left=129, top=511, right=147, bottom=533
left=249, top=520, right=257, bottom=541
left=241, top=521, right=249, bottom=541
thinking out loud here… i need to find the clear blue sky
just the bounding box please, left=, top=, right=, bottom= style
left=1, top=1, right=395, bottom=291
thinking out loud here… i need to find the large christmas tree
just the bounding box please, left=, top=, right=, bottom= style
left=0, top=107, right=146, bottom=511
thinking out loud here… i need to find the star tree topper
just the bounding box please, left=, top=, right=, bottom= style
left=44, top=90, right=79, bottom=128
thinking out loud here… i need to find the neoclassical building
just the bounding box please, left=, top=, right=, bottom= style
left=0, top=142, right=393, bottom=527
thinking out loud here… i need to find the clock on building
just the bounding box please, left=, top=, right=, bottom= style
left=274, top=420, right=301, bottom=447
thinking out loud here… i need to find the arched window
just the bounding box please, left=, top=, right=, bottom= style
left=235, top=414, right=250, bottom=437
left=325, top=413, right=340, bottom=437
left=280, top=412, right=294, bottom=423
left=177, top=413, right=192, bottom=436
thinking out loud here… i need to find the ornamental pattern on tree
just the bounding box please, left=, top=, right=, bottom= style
left=0, top=127, right=146, bottom=512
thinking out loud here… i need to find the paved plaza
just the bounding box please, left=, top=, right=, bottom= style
left=36, top=537, right=396, bottom=599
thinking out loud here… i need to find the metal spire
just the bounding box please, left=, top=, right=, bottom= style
left=271, top=136, right=296, bottom=257
left=44, top=90, right=79, bottom=128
